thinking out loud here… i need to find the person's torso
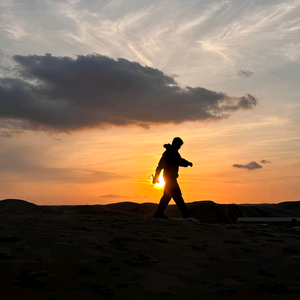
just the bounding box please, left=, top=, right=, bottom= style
left=162, top=149, right=181, bottom=179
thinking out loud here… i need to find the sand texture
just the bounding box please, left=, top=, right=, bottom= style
left=1, top=199, right=300, bottom=299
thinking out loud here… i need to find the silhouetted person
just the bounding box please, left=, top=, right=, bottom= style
left=153, top=137, right=194, bottom=219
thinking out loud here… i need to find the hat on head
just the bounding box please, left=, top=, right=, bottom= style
left=172, top=137, right=183, bottom=146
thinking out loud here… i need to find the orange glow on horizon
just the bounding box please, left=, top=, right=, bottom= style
left=3, top=125, right=300, bottom=206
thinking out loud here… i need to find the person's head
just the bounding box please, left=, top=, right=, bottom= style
left=172, top=137, right=183, bottom=150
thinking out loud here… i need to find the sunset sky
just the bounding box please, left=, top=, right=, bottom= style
left=0, top=0, right=300, bottom=205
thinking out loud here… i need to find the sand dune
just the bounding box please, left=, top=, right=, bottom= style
left=1, top=198, right=300, bottom=299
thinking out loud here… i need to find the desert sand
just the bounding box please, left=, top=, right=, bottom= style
left=1, top=199, right=300, bottom=299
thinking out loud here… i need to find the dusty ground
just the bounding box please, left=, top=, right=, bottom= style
left=1, top=212, right=300, bottom=300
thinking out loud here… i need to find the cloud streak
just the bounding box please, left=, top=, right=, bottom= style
left=233, top=161, right=262, bottom=170
left=0, top=163, right=121, bottom=184
left=237, top=70, right=254, bottom=78
left=0, top=53, right=258, bottom=133
left=261, top=160, right=272, bottom=164
left=99, top=194, right=150, bottom=199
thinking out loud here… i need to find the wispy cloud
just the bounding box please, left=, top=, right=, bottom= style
left=0, top=14, right=27, bottom=40
left=0, top=129, right=23, bottom=138
left=1, top=0, right=299, bottom=85
left=12, top=0, right=37, bottom=11
left=48, top=0, right=300, bottom=82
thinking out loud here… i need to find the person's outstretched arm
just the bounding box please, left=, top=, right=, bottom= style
left=179, top=157, right=193, bottom=167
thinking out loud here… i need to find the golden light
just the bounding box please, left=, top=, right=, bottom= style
left=155, top=174, right=165, bottom=188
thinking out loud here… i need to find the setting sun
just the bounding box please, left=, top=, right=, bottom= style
left=155, top=174, right=165, bottom=188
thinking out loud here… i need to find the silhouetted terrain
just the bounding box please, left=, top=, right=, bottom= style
left=106, top=200, right=300, bottom=223
left=0, top=199, right=38, bottom=214
left=1, top=198, right=300, bottom=299
left=1, top=199, right=300, bottom=223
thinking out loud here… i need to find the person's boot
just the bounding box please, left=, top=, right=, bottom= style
left=153, top=212, right=169, bottom=219
left=182, top=208, right=194, bottom=219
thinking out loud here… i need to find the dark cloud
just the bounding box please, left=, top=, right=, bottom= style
left=233, top=161, right=262, bottom=170
left=99, top=194, right=150, bottom=199
left=237, top=70, right=254, bottom=78
left=0, top=53, right=258, bottom=133
left=261, top=160, right=271, bottom=164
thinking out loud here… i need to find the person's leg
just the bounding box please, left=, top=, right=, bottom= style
left=173, top=194, right=188, bottom=214
left=173, top=194, right=194, bottom=218
left=155, top=179, right=172, bottom=215
left=172, top=180, right=194, bottom=218
left=156, top=193, right=171, bottom=214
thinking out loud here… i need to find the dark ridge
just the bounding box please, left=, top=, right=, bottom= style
left=104, top=202, right=158, bottom=215
left=0, top=199, right=38, bottom=214
left=275, top=201, right=300, bottom=209
left=1, top=199, right=300, bottom=223
left=104, top=202, right=142, bottom=214
left=104, top=200, right=300, bottom=223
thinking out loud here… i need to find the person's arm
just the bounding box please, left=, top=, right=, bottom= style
left=153, top=154, right=165, bottom=184
left=170, top=152, right=193, bottom=167
left=179, top=157, right=193, bottom=167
